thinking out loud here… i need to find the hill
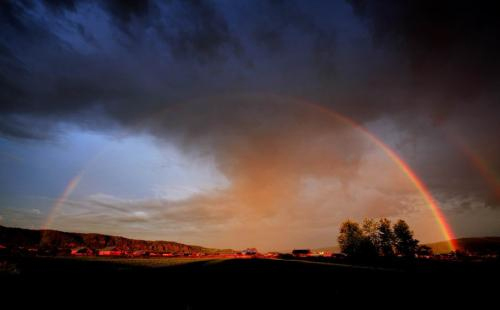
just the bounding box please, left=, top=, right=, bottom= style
left=0, top=225, right=234, bottom=255
left=426, top=237, right=500, bottom=255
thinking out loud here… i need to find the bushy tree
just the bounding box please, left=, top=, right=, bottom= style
left=377, top=218, right=395, bottom=257
left=338, top=219, right=378, bottom=259
left=338, top=220, right=364, bottom=257
left=362, top=218, right=379, bottom=247
left=393, top=220, right=419, bottom=257
left=416, top=245, right=433, bottom=257
left=338, top=218, right=424, bottom=259
left=360, top=218, right=379, bottom=258
left=338, top=218, right=421, bottom=259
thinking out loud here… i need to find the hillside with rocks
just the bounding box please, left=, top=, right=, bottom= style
left=0, top=225, right=234, bottom=255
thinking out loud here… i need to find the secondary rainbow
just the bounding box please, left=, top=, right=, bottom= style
left=444, top=130, right=500, bottom=203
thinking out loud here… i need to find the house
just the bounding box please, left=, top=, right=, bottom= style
left=71, top=247, right=93, bottom=256
left=98, top=246, right=123, bottom=256
left=320, top=251, right=332, bottom=257
left=131, top=250, right=148, bottom=257
left=292, top=249, right=311, bottom=257
left=241, top=248, right=258, bottom=256
left=264, top=252, right=279, bottom=258
left=331, top=253, right=347, bottom=259
left=242, top=248, right=258, bottom=256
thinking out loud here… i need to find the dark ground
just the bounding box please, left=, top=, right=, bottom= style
left=1, top=256, right=498, bottom=308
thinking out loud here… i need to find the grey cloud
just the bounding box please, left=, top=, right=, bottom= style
left=0, top=0, right=499, bottom=211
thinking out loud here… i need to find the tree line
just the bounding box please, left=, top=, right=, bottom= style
left=338, top=218, right=432, bottom=259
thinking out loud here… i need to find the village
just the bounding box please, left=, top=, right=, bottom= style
left=1, top=243, right=497, bottom=263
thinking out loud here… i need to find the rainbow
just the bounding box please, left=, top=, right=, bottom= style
left=42, top=96, right=457, bottom=251
left=43, top=145, right=111, bottom=229
left=42, top=173, right=83, bottom=230
left=445, top=131, right=500, bottom=203
left=305, top=102, right=457, bottom=251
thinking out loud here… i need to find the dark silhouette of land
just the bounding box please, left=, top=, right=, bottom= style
left=2, top=224, right=500, bottom=308
left=1, top=255, right=499, bottom=308
left=0, top=225, right=234, bottom=255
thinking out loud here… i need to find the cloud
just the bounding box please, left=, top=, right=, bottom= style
left=33, top=123, right=442, bottom=250
left=31, top=208, right=41, bottom=215
left=1, top=0, right=499, bottom=243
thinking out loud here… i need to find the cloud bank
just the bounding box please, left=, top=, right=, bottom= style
left=1, top=0, right=500, bottom=248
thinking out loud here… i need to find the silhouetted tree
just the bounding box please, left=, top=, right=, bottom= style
left=393, top=220, right=419, bottom=257
left=361, top=218, right=379, bottom=258
left=338, top=218, right=422, bottom=260
left=362, top=218, right=379, bottom=246
left=338, top=220, right=363, bottom=257
left=416, top=245, right=433, bottom=257
left=377, top=218, right=395, bottom=257
left=338, top=220, right=378, bottom=259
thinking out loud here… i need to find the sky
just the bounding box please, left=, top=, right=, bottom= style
left=1, top=0, right=500, bottom=251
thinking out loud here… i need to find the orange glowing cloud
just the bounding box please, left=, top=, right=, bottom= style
left=42, top=96, right=457, bottom=251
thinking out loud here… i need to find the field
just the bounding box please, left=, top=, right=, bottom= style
left=1, top=255, right=499, bottom=308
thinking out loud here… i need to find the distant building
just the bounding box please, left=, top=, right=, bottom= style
left=131, top=250, right=148, bottom=257
left=242, top=248, right=258, bottom=255
left=292, top=249, right=311, bottom=257
left=331, top=253, right=347, bottom=259
left=98, top=246, right=123, bottom=256
left=71, top=247, right=93, bottom=256
left=308, top=251, right=329, bottom=257
left=264, top=252, right=279, bottom=258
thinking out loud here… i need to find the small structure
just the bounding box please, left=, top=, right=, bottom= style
left=131, top=250, right=148, bottom=257
left=292, top=249, right=311, bottom=257
left=98, top=246, right=123, bottom=256
left=264, top=252, right=279, bottom=258
left=242, top=248, right=258, bottom=256
left=331, top=253, right=347, bottom=259
left=71, top=247, right=93, bottom=256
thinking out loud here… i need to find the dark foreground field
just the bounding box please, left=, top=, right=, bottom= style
left=1, top=256, right=499, bottom=308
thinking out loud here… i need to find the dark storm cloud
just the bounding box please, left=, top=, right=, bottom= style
left=348, top=0, right=500, bottom=112
left=156, top=0, right=242, bottom=61
left=42, top=0, right=76, bottom=13
left=345, top=0, right=500, bottom=205
left=0, top=0, right=499, bottom=209
left=349, top=0, right=500, bottom=72
left=0, top=0, right=343, bottom=132
left=251, top=0, right=317, bottom=52
left=105, top=0, right=150, bottom=24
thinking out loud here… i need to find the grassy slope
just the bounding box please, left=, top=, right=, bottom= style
left=426, top=237, right=500, bottom=254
